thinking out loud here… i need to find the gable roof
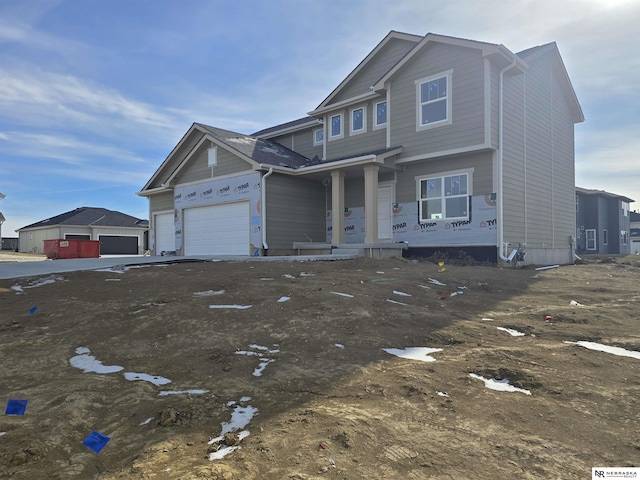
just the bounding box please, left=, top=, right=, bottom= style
left=18, top=207, right=148, bottom=231
left=252, top=116, right=321, bottom=138
left=139, top=123, right=312, bottom=194
left=576, top=187, right=634, bottom=203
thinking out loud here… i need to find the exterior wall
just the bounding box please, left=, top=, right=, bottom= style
left=59, top=227, right=92, bottom=238
left=390, top=43, right=486, bottom=160
left=324, top=99, right=388, bottom=160
left=330, top=38, right=418, bottom=104
left=176, top=144, right=251, bottom=185
left=395, top=151, right=494, bottom=204
left=149, top=191, right=175, bottom=213
left=148, top=131, right=204, bottom=189
left=502, top=53, right=576, bottom=265
left=265, top=174, right=326, bottom=252
left=270, top=127, right=323, bottom=160
left=19, top=227, right=60, bottom=253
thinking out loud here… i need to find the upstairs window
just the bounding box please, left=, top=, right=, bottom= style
left=350, top=106, right=366, bottom=135
left=313, top=128, right=324, bottom=145
left=415, top=70, right=452, bottom=130
left=622, top=201, right=629, bottom=216
left=329, top=113, right=343, bottom=140
left=375, top=101, right=387, bottom=128
left=417, top=171, right=470, bottom=222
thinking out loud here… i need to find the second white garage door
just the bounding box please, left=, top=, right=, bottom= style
left=154, top=212, right=175, bottom=255
left=183, top=202, right=250, bottom=255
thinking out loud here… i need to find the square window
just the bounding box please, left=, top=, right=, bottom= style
left=417, top=171, right=470, bottom=222
left=314, top=128, right=324, bottom=145
left=375, top=101, right=387, bottom=127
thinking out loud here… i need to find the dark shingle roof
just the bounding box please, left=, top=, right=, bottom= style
left=19, top=207, right=148, bottom=231
left=251, top=117, right=320, bottom=137
left=196, top=123, right=311, bottom=168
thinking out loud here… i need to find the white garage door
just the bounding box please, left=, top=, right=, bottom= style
left=154, top=212, right=175, bottom=255
left=183, top=202, right=250, bottom=255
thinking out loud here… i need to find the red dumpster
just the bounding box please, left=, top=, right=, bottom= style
left=43, top=239, right=100, bottom=259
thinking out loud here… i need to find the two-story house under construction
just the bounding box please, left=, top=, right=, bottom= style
left=139, top=31, right=584, bottom=265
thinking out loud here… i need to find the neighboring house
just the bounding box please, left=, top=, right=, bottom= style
left=1, top=237, right=19, bottom=251
left=18, top=207, right=148, bottom=255
left=629, top=211, right=640, bottom=254
left=139, top=31, right=583, bottom=264
left=575, top=187, right=634, bottom=255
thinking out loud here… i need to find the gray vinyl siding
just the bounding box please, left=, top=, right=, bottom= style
left=330, top=38, right=417, bottom=104
left=270, top=128, right=323, bottom=160
left=390, top=44, right=486, bottom=160
left=503, top=53, right=576, bottom=252
left=149, top=191, right=174, bottom=213
left=176, top=145, right=252, bottom=185
left=265, top=174, right=326, bottom=249
left=490, top=64, right=500, bottom=149
left=148, top=132, right=204, bottom=189
left=325, top=100, right=387, bottom=159
left=395, top=150, right=494, bottom=204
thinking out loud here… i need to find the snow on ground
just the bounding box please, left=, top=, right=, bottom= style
left=331, top=292, right=353, bottom=298
left=208, top=399, right=258, bottom=461
left=469, top=373, right=532, bottom=395
left=209, top=304, right=253, bottom=309
left=235, top=344, right=280, bottom=377
left=193, top=290, right=225, bottom=296
left=382, top=347, right=443, bottom=362
left=564, top=341, right=640, bottom=360
left=496, top=327, right=526, bottom=337
left=123, top=372, right=172, bottom=386
left=69, top=347, right=124, bottom=374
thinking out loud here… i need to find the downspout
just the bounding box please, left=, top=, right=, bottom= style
left=261, top=167, right=274, bottom=253
left=498, top=58, right=518, bottom=261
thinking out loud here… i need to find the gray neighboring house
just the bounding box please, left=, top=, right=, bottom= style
left=575, top=187, right=634, bottom=255
left=18, top=207, right=148, bottom=255
left=631, top=211, right=640, bottom=254
left=139, top=31, right=583, bottom=265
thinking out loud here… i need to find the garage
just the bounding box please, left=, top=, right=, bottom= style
left=154, top=212, right=175, bottom=254
left=98, top=235, right=139, bottom=255
left=183, top=202, right=250, bottom=255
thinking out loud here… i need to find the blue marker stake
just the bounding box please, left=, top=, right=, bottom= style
left=5, top=399, right=28, bottom=415
left=29, top=306, right=37, bottom=315
left=83, top=431, right=110, bottom=453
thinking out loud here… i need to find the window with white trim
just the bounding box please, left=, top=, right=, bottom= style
left=415, top=70, right=452, bottom=130
left=350, top=106, right=366, bottom=135
left=329, top=113, right=343, bottom=140
left=313, top=128, right=324, bottom=145
left=207, top=146, right=217, bottom=167
left=622, top=201, right=629, bottom=216
left=603, top=229, right=608, bottom=245
left=374, top=101, right=387, bottom=128
left=417, top=171, right=470, bottom=222
left=586, top=229, right=596, bottom=250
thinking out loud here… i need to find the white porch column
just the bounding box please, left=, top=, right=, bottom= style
left=331, top=170, right=345, bottom=244
left=364, top=164, right=379, bottom=243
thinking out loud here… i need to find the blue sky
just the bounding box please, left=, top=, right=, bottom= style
left=1, top=0, right=639, bottom=235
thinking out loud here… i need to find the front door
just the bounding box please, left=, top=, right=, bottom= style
left=378, top=184, right=393, bottom=241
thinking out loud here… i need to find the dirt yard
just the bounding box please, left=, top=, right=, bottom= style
left=0, top=255, right=638, bottom=479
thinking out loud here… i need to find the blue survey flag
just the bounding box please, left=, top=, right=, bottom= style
left=5, top=399, right=27, bottom=415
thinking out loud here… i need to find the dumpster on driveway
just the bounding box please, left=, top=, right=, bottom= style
left=43, top=239, right=100, bottom=259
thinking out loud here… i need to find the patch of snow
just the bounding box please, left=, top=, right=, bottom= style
left=469, top=373, right=531, bottom=395
left=569, top=300, right=584, bottom=307
left=140, top=417, right=154, bottom=426
left=299, top=272, right=315, bottom=277
left=277, top=296, right=290, bottom=303
left=428, top=278, right=447, bottom=286
left=386, top=299, right=407, bottom=306
left=260, top=277, right=274, bottom=281
left=11, top=285, right=24, bottom=293
left=248, top=344, right=279, bottom=353
left=376, top=271, right=385, bottom=274
left=253, top=358, right=276, bottom=377
left=496, top=327, right=526, bottom=337
left=240, top=396, right=252, bottom=402
left=193, top=290, right=225, bottom=296
left=331, top=292, right=353, bottom=298
left=69, top=347, right=123, bottom=374
left=220, top=405, right=258, bottom=436
left=209, top=304, right=252, bottom=309
left=124, top=372, right=172, bottom=386
left=437, top=391, right=449, bottom=397
left=393, top=290, right=412, bottom=297
left=481, top=317, right=494, bottom=321
left=382, top=347, right=443, bottom=362
left=0, top=432, right=6, bottom=436
left=418, top=285, right=432, bottom=289
left=208, top=431, right=251, bottom=460
left=563, top=341, right=640, bottom=360
left=105, top=278, right=121, bottom=282
left=335, top=343, right=345, bottom=349
left=158, top=389, right=209, bottom=396
left=282, top=274, right=295, bottom=279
